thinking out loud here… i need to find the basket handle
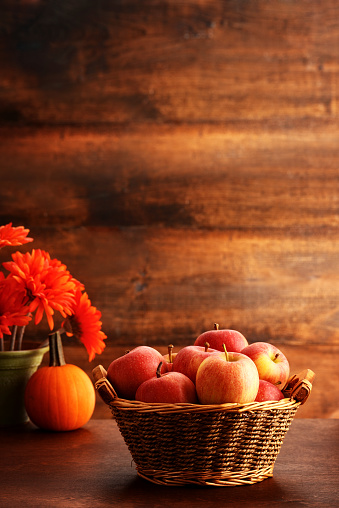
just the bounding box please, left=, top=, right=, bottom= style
left=92, top=365, right=118, bottom=404
left=282, top=368, right=315, bottom=405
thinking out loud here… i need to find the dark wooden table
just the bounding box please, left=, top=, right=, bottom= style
left=0, top=419, right=338, bottom=507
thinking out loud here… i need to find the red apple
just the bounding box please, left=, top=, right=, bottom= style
left=255, top=379, right=284, bottom=402
left=172, top=343, right=222, bottom=383
left=107, top=346, right=167, bottom=400
left=241, top=342, right=290, bottom=388
left=195, top=349, right=259, bottom=404
left=194, top=323, right=248, bottom=352
left=162, top=344, right=178, bottom=372
left=135, top=362, right=197, bottom=404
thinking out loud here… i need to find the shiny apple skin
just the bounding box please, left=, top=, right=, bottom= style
left=172, top=345, right=222, bottom=383
left=241, top=342, right=290, bottom=388
left=195, top=352, right=259, bottom=405
left=255, top=379, right=284, bottom=402
left=135, top=371, right=197, bottom=404
left=194, top=329, right=248, bottom=352
left=107, top=346, right=167, bottom=400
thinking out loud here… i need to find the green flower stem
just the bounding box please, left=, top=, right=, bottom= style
left=17, top=326, right=26, bottom=351
left=10, top=326, right=17, bottom=351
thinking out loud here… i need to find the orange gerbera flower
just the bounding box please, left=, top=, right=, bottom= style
left=3, top=249, right=78, bottom=330
left=62, top=289, right=107, bottom=362
left=48, top=256, right=85, bottom=292
left=0, top=274, right=31, bottom=339
left=0, top=223, right=33, bottom=249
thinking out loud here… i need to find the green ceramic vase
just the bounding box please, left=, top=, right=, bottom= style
left=0, top=342, right=49, bottom=426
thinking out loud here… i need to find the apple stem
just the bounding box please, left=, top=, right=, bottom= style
left=204, top=342, right=210, bottom=352
left=274, top=353, right=280, bottom=361
left=214, top=323, right=219, bottom=330
left=156, top=362, right=163, bottom=378
left=168, top=344, right=174, bottom=363
left=223, top=343, right=229, bottom=362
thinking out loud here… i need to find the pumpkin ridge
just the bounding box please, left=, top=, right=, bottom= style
left=52, top=366, right=62, bottom=431
left=68, top=365, right=80, bottom=430
left=57, top=364, right=74, bottom=431
left=72, top=364, right=95, bottom=429
left=24, top=366, right=45, bottom=427
left=39, top=367, right=51, bottom=428
left=44, top=366, right=54, bottom=428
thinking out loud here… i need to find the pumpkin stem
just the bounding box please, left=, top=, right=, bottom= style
left=49, top=331, right=66, bottom=367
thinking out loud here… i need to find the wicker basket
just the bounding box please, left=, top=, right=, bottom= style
left=92, top=365, right=314, bottom=487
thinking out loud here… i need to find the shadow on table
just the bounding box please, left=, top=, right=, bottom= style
left=104, top=474, right=289, bottom=507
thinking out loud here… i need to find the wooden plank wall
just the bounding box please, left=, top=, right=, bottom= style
left=1, top=1, right=339, bottom=417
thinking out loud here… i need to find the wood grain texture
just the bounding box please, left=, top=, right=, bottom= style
left=0, top=1, right=338, bottom=125
left=2, top=126, right=339, bottom=347
left=1, top=123, right=339, bottom=231
left=3, top=219, right=339, bottom=347
left=0, top=0, right=339, bottom=419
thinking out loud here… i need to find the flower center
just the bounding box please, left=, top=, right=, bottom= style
left=65, top=315, right=82, bottom=339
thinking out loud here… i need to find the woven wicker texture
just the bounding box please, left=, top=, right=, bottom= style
left=92, top=365, right=313, bottom=487
left=111, top=401, right=298, bottom=486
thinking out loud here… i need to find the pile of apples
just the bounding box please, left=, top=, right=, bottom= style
left=106, top=324, right=290, bottom=405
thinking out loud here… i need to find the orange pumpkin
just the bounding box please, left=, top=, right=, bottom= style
left=24, top=332, right=96, bottom=431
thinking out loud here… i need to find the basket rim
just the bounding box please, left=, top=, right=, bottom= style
left=93, top=364, right=314, bottom=414
left=108, top=395, right=299, bottom=414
